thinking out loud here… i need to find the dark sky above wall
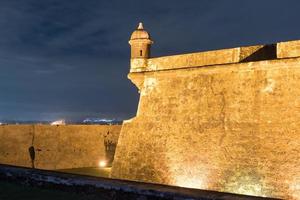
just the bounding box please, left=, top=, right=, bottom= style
left=1, top=0, right=300, bottom=121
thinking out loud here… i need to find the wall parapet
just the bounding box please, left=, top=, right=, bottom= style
left=0, top=125, right=121, bottom=170
left=130, top=39, right=300, bottom=73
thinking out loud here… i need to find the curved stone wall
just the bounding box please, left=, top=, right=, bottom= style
left=112, top=56, right=300, bottom=199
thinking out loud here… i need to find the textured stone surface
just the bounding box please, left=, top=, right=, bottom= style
left=277, top=40, right=300, bottom=59
left=0, top=125, right=33, bottom=167
left=0, top=125, right=121, bottom=169
left=130, top=44, right=280, bottom=73
left=130, top=48, right=240, bottom=73
left=112, top=42, right=300, bottom=199
left=130, top=40, right=300, bottom=73
left=239, top=45, right=276, bottom=62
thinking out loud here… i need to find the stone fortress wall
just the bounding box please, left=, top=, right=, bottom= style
left=112, top=23, right=300, bottom=200
left=0, top=125, right=121, bottom=170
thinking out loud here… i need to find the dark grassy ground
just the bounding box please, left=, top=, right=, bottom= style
left=0, top=181, right=99, bottom=200
left=57, top=167, right=111, bottom=178
left=0, top=167, right=111, bottom=200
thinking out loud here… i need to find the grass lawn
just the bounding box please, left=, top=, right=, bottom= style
left=57, top=167, right=111, bottom=178
left=0, top=181, right=98, bottom=200
left=0, top=167, right=111, bottom=200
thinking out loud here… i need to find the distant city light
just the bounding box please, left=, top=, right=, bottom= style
left=98, top=160, right=107, bottom=168
left=50, top=120, right=66, bottom=125
left=83, top=118, right=116, bottom=124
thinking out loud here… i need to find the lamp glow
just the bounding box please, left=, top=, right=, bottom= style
left=175, top=176, right=204, bottom=189
left=99, top=160, right=107, bottom=168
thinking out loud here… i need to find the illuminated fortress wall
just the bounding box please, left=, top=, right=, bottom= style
left=112, top=40, right=300, bottom=199
left=0, top=125, right=121, bottom=169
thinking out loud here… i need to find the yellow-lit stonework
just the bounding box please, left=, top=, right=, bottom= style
left=0, top=125, right=121, bottom=169
left=112, top=24, right=300, bottom=199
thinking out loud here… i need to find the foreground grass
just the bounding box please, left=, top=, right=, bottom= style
left=0, top=168, right=111, bottom=200
left=0, top=181, right=100, bottom=200
left=57, top=167, right=111, bottom=178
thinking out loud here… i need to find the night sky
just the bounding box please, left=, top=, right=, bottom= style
left=1, top=0, right=300, bottom=122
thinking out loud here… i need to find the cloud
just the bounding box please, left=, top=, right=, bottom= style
left=1, top=0, right=300, bottom=121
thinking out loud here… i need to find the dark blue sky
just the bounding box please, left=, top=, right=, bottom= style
left=1, top=0, right=300, bottom=121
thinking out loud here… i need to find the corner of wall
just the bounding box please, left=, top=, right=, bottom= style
left=130, top=58, right=148, bottom=72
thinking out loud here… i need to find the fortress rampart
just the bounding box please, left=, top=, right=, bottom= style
left=0, top=125, right=121, bottom=170
left=112, top=23, right=300, bottom=200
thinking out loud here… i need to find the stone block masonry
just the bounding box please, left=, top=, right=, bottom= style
left=111, top=22, right=300, bottom=200
left=0, top=125, right=121, bottom=170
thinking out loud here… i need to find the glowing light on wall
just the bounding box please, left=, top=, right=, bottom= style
left=289, top=178, right=300, bottom=200
left=224, top=172, right=265, bottom=197
left=164, top=140, right=209, bottom=190
left=99, top=160, right=107, bottom=168
left=233, top=183, right=263, bottom=197
left=175, top=175, right=204, bottom=189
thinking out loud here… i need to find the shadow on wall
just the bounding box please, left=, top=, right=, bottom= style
left=28, top=146, right=35, bottom=169
left=104, top=131, right=117, bottom=167
left=240, top=44, right=277, bottom=62
left=0, top=125, right=122, bottom=170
